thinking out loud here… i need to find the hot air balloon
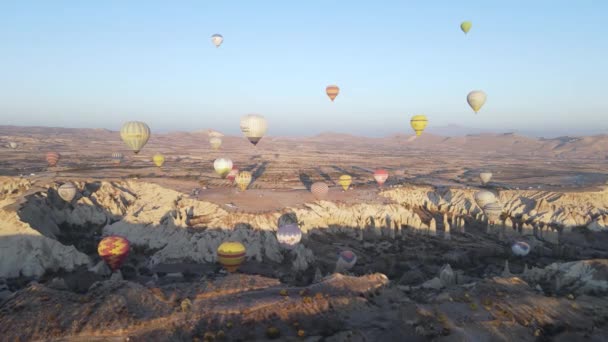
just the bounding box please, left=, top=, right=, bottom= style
left=120, top=121, right=151, bottom=154
left=410, top=115, right=428, bottom=136
left=326, top=85, right=340, bottom=102
left=336, top=250, right=357, bottom=271
left=276, top=223, right=302, bottom=250
left=310, top=182, right=329, bottom=200
left=217, top=241, right=246, bottom=272
left=214, top=158, right=233, bottom=178
left=111, top=152, right=124, bottom=165
left=46, top=152, right=60, bottom=167
left=460, top=21, right=472, bottom=34
left=240, top=114, right=267, bottom=146
left=227, top=166, right=239, bottom=184
left=236, top=171, right=252, bottom=191
left=208, top=130, right=224, bottom=138
left=467, top=91, right=487, bottom=113
left=57, top=182, right=77, bottom=202
left=480, top=172, right=493, bottom=185
left=98, top=236, right=130, bottom=272
left=373, top=170, right=389, bottom=186
left=8, top=142, right=17, bottom=149
left=153, top=154, right=165, bottom=167
left=483, top=202, right=503, bottom=224
left=338, top=175, right=352, bottom=191
left=474, top=190, right=496, bottom=210
left=209, top=137, right=222, bottom=150
left=512, top=241, right=531, bottom=256
left=211, top=34, right=224, bottom=48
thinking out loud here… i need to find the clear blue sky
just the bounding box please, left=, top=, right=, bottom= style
left=1, top=1, right=606, bottom=137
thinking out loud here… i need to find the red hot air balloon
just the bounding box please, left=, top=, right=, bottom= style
left=46, top=152, right=60, bottom=167
left=373, top=169, right=389, bottom=187
left=97, top=236, right=130, bottom=272
left=227, top=166, right=239, bottom=184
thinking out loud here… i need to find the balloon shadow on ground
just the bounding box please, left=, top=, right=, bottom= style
left=315, top=167, right=334, bottom=185
left=250, top=161, right=269, bottom=185
left=299, top=173, right=313, bottom=190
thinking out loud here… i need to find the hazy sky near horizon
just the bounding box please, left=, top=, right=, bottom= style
left=0, top=1, right=606, bottom=137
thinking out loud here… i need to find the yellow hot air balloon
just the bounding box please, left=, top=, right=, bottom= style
left=236, top=171, right=252, bottom=191
left=467, top=91, right=487, bottom=113
left=153, top=154, right=165, bottom=167
left=209, top=137, right=222, bottom=150
left=214, top=158, right=233, bottom=178
left=338, top=175, right=352, bottom=191
left=240, top=114, right=268, bottom=146
left=217, top=241, right=246, bottom=272
left=120, top=121, right=151, bottom=154
left=461, top=21, right=472, bottom=34
left=326, top=85, right=340, bottom=102
left=410, top=115, right=428, bottom=136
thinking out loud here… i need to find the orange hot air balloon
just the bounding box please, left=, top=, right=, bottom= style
left=326, top=85, right=340, bottom=102
left=46, top=152, right=60, bottom=167
left=373, top=169, right=389, bottom=186
left=97, top=236, right=130, bottom=272
left=310, top=182, right=329, bottom=200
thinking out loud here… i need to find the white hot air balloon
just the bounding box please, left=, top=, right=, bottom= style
left=240, top=114, right=268, bottom=146
left=8, top=142, right=17, bottom=149
left=211, top=34, right=224, bottom=48
left=474, top=190, right=496, bottom=210
left=512, top=241, right=531, bottom=256
left=57, top=182, right=77, bottom=202
left=209, top=137, right=222, bottom=150
left=483, top=202, right=503, bottom=224
left=467, top=90, right=487, bottom=113
left=214, top=158, right=233, bottom=178
left=480, top=172, right=493, bottom=185
left=120, top=121, right=151, bottom=154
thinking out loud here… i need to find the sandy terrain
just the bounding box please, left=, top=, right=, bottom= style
left=1, top=126, right=608, bottom=341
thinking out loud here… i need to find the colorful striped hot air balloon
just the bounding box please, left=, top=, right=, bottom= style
left=227, top=166, right=239, bottom=184
left=336, top=250, right=357, bottom=271
left=236, top=171, right=252, bottom=191
left=217, top=241, right=246, bottom=272
left=512, top=241, right=531, bottom=256
left=326, top=85, right=340, bottom=102
left=276, top=223, right=302, bottom=250
left=310, top=182, right=329, bottom=200
left=240, top=114, right=268, bottom=146
left=57, top=182, right=77, bottom=202
left=338, top=175, right=352, bottom=191
left=214, top=158, right=233, bottom=178
left=153, top=154, right=165, bottom=167
left=98, top=236, right=130, bottom=272
left=373, top=170, right=389, bottom=186
left=111, top=152, right=124, bottom=165
left=410, top=115, right=428, bottom=136
left=120, top=121, right=151, bottom=154
left=46, top=152, right=60, bottom=167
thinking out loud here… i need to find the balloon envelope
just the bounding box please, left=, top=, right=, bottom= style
left=338, top=175, right=352, bottom=191
left=98, top=236, right=130, bottom=271
left=410, top=115, right=428, bottom=136
left=214, top=158, right=233, bottom=178
left=217, top=241, right=246, bottom=272
left=209, top=137, right=222, bottom=150
left=483, top=202, right=503, bottom=223
left=8, top=142, right=17, bottom=149
left=373, top=170, right=389, bottom=186
left=310, top=182, right=329, bottom=200
left=467, top=91, right=487, bottom=113
left=240, top=114, right=268, bottom=146
left=46, top=152, right=60, bottom=167
left=153, top=154, right=165, bottom=167
left=480, top=172, right=493, bottom=185
left=512, top=241, right=531, bottom=256
left=211, top=33, right=224, bottom=47
left=236, top=171, right=252, bottom=191
left=276, top=223, right=302, bottom=250
left=326, top=85, right=340, bottom=101
left=120, top=121, right=151, bottom=154
left=337, top=250, right=357, bottom=270
left=461, top=21, right=472, bottom=34
left=58, top=182, right=77, bottom=202
left=474, top=190, right=496, bottom=210
left=111, top=152, right=124, bottom=165
left=227, top=166, right=239, bottom=183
